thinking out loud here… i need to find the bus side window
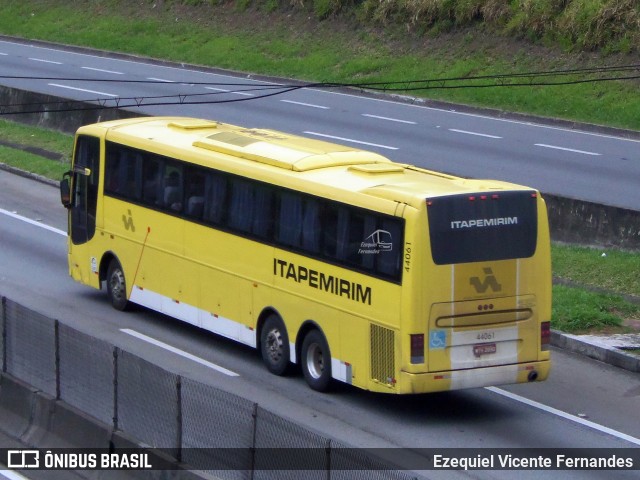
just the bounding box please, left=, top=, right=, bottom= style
left=334, top=207, right=350, bottom=262
left=301, top=198, right=321, bottom=254
left=319, top=203, right=338, bottom=257
left=163, top=165, right=183, bottom=212
left=129, top=153, right=143, bottom=200
left=228, top=177, right=255, bottom=233
left=348, top=212, right=376, bottom=270
left=104, top=151, right=121, bottom=194
left=203, top=172, right=228, bottom=226
left=278, top=191, right=302, bottom=247
left=184, top=167, right=205, bottom=219
left=104, top=145, right=141, bottom=200
left=142, top=156, right=163, bottom=206
left=376, top=218, right=402, bottom=277
left=252, top=184, right=274, bottom=240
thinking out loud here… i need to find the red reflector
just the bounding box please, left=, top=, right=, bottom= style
left=492, top=194, right=499, bottom=199
left=541, top=321, right=551, bottom=350
left=469, top=196, right=476, bottom=201
left=480, top=195, right=487, bottom=200
left=410, top=334, right=425, bottom=364
left=531, top=193, right=538, bottom=198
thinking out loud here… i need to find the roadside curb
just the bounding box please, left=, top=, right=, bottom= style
left=0, top=161, right=58, bottom=187
left=551, top=330, right=640, bottom=373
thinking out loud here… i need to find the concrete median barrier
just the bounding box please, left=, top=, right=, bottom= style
left=0, top=373, right=37, bottom=440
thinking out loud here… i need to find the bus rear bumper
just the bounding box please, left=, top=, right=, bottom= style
left=397, top=361, right=551, bottom=394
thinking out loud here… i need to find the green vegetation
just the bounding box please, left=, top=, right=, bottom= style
left=0, top=0, right=639, bottom=130
left=552, top=243, right=640, bottom=297
left=552, top=285, right=639, bottom=333
left=0, top=120, right=72, bottom=157
left=0, top=145, right=69, bottom=179
left=551, top=243, right=640, bottom=334
left=0, top=120, right=72, bottom=178
left=359, top=0, right=640, bottom=53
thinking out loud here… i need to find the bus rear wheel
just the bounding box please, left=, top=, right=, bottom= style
left=260, top=315, right=291, bottom=376
left=301, top=329, right=332, bottom=392
left=106, top=259, right=130, bottom=311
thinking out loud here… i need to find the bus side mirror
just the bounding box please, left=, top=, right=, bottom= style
left=60, top=171, right=72, bottom=208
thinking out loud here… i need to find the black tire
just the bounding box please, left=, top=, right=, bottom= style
left=260, top=315, right=291, bottom=376
left=106, top=259, right=130, bottom=311
left=301, top=329, right=333, bottom=392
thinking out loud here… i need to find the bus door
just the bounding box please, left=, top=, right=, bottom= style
left=61, top=135, right=101, bottom=285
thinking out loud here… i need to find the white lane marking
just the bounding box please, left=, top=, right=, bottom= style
left=120, top=328, right=240, bottom=377
left=281, top=99, right=329, bottom=110
left=48, top=83, right=118, bottom=97
left=449, top=128, right=502, bottom=139
left=312, top=87, right=640, bottom=144
left=486, top=386, right=640, bottom=446
left=0, top=471, right=32, bottom=480
left=0, top=52, right=8, bottom=56
left=81, top=66, right=124, bottom=75
left=28, top=57, right=62, bottom=65
left=0, top=207, right=66, bottom=236
left=147, top=77, right=174, bottom=83
left=6, top=39, right=638, bottom=144
left=204, top=86, right=254, bottom=97
left=304, top=131, right=398, bottom=150
left=535, top=143, right=601, bottom=156
left=362, top=114, right=416, bottom=125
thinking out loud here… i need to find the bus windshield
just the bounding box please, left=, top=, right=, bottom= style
left=427, top=190, right=538, bottom=265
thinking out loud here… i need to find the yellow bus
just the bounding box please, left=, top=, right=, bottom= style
left=60, top=116, right=551, bottom=394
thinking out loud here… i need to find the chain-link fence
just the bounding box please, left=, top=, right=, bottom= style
left=0, top=296, right=419, bottom=479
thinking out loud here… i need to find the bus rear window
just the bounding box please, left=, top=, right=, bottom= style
left=427, top=191, right=538, bottom=265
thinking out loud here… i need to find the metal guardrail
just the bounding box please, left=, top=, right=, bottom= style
left=0, top=295, right=419, bottom=479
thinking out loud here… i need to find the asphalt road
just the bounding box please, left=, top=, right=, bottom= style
left=1, top=172, right=640, bottom=480
left=2, top=37, right=640, bottom=479
left=1, top=37, right=639, bottom=211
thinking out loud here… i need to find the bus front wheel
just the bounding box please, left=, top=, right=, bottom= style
left=301, top=329, right=332, bottom=392
left=106, top=259, right=130, bottom=311
left=260, top=315, right=291, bottom=376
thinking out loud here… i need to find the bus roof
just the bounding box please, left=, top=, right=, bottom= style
left=87, top=116, right=534, bottom=209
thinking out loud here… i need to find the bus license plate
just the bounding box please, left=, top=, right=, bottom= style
left=473, top=343, right=496, bottom=358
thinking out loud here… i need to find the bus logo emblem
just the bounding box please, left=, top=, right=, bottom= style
left=122, top=209, right=136, bottom=232
left=470, top=268, right=502, bottom=293
left=359, top=229, right=393, bottom=254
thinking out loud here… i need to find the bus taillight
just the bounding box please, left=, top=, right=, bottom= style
left=541, top=321, right=551, bottom=351
left=410, top=334, right=425, bottom=364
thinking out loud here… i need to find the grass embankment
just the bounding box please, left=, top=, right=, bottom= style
left=1, top=121, right=638, bottom=334
left=0, top=0, right=639, bottom=130
left=552, top=246, right=640, bottom=333
left=0, top=120, right=70, bottom=179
